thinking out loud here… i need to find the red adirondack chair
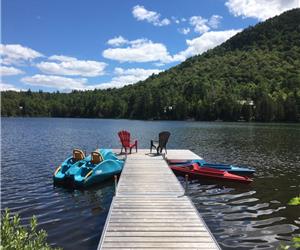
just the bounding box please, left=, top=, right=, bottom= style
left=118, top=130, right=138, bottom=154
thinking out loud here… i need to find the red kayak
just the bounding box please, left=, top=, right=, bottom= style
left=170, top=163, right=253, bottom=184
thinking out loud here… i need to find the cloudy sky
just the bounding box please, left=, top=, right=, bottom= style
left=1, top=0, right=299, bottom=91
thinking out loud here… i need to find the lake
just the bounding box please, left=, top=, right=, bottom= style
left=1, top=118, right=300, bottom=249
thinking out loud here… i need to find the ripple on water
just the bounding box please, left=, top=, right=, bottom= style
left=188, top=179, right=299, bottom=249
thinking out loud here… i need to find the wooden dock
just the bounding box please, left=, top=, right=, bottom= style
left=98, top=149, right=220, bottom=249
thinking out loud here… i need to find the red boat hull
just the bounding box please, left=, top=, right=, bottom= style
left=170, top=163, right=252, bottom=184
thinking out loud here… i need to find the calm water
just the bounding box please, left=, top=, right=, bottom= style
left=1, top=118, right=300, bottom=249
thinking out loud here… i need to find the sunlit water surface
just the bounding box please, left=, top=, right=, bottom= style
left=1, top=118, right=299, bottom=249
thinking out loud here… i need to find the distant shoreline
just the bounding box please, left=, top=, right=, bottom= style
left=1, top=116, right=299, bottom=123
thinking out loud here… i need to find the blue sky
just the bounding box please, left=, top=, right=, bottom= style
left=1, top=0, right=299, bottom=91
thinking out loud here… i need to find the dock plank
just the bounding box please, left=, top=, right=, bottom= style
left=102, top=242, right=217, bottom=248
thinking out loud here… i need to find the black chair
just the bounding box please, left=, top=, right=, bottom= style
left=150, top=131, right=171, bottom=154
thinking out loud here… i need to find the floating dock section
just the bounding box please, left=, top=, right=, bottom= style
left=98, top=149, right=220, bottom=249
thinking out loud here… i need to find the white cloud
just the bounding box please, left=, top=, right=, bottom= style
left=208, top=15, right=223, bottom=29
left=20, top=67, right=162, bottom=91
left=114, top=67, right=162, bottom=77
left=21, top=74, right=87, bottom=90
left=189, top=14, right=224, bottom=34
left=0, top=44, right=43, bottom=65
left=128, top=38, right=148, bottom=46
left=178, top=27, right=191, bottom=35
left=153, top=62, right=166, bottom=67
left=174, top=29, right=242, bottom=60
left=1, top=66, right=24, bottom=76
left=48, top=55, right=77, bottom=62
left=89, top=76, right=144, bottom=89
left=107, top=36, right=129, bottom=46
left=103, top=28, right=234, bottom=64
left=103, top=38, right=176, bottom=63
left=132, top=5, right=171, bottom=26
left=189, top=16, right=210, bottom=34
left=36, top=56, right=107, bottom=77
left=225, top=0, right=299, bottom=20
left=89, top=67, right=162, bottom=89
left=0, top=82, right=23, bottom=91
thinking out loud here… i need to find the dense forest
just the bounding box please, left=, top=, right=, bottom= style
left=1, top=9, right=300, bottom=122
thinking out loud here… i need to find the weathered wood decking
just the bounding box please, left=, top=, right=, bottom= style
left=98, top=149, right=220, bottom=249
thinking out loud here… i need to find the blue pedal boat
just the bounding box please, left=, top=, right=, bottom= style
left=53, top=149, right=124, bottom=187
left=168, top=159, right=255, bottom=175
left=53, top=149, right=87, bottom=184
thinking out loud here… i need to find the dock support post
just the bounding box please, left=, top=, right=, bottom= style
left=185, top=174, right=189, bottom=195
left=114, top=175, right=118, bottom=195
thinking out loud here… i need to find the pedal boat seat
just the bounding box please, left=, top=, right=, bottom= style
left=91, top=151, right=103, bottom=164
left=73, top=149, right=85, bottom=162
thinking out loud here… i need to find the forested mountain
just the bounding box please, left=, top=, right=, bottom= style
left=2, top=8, right=300, bottom=121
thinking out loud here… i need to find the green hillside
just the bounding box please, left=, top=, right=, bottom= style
left=2, top=8, right=300, bottom=121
